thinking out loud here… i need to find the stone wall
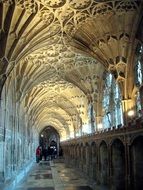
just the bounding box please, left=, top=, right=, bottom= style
left=61, top=123, right=143, bottom=190
left=0, top=73, right=39, bottom=184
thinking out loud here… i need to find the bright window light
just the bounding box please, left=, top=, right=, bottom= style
left=97, top=123, right=103, bottom=130
left=128, top=110, right=135, bottom=117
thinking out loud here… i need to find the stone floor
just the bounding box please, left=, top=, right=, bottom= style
left=14, top=159, right=94, bottom=190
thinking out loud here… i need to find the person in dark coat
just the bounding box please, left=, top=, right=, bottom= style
left=42, top=147, right=48, bottom=161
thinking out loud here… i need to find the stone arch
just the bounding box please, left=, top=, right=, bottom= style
left=110, top=137, right=124, bottom=146
left=130, top=134, right=143, bottom=145
left=99, top=140, right=109, bottom=185
left=111, top=139, right=125, bottom=190
left=39, top=126, right=60, bottom=156
left=39, top=126, right=60, bottom=146
left=130, top=136, right=143, bottom=190
left=99, top=139, right=108, bottom=147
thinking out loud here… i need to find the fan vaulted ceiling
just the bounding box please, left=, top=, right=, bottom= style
left=0, top=0, right=143, bottom=140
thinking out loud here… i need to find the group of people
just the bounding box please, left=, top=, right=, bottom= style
left=36, top=146, right=57, bottom=163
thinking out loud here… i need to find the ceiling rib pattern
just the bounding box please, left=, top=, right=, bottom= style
left=0, top=0, right=143, bottom=140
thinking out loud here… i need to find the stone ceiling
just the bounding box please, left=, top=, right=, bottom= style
left=0, top=0, right=143, bottom=140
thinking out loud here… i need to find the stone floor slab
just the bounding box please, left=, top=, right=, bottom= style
left=14, top=160, right=93, bottom=190
left=64, top=186, right=92, bottom=190
left=27, top=188, right=54, bottom=190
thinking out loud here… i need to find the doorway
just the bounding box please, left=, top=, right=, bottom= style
left=39, top=126, right=60, bottom=157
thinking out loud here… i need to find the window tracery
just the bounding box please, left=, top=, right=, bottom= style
left=102, top=73, right=123, bottom=129
left=135, top=44, right=143, bottom=86
left=134, top=44, right=143, bottom=112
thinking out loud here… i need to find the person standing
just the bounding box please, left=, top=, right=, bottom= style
left=42, top=147, right=48, bottom=161
left=36, top=146, right=41, bottom=163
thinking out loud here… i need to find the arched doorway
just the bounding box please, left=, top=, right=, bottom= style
left=99, top=141, right=108, bottom=185
left=39, top=126, right=60, bottom=157
left=111, top=139, right=125, bottom=190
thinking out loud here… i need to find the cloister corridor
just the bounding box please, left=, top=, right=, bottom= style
left=0, top=0, right=143, bottom=190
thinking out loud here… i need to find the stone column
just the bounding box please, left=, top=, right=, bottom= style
left=121, top=99, right=135, bottom=125
left=96, top=144, right=100, bottom=184
left=0, top=79, right=8, bottom=182
left=108, top=144, right=112, bottom=188
left=90, top=103, right=95, bottom=133
left=125, top=138, right=131, bottom=190
left=0, top=95, right=5, bottom=182
left=85, top=145, right=89, bottom=174
left=95, top=116, right=103, bottom=131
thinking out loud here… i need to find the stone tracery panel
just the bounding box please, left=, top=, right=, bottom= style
left=38, top=8, right=55, bottom=25
left=16, top=0, right=38, bottom=13
left=39, top=0, right=66, bottom=8
left=69, top=0, right=92, bottom=10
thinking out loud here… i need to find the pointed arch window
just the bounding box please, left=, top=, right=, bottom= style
left=135, top=44, right=143, bottom=87
left=134, top=44, right=143, bottom=112
left=102, top=73, right=123, bottom=128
